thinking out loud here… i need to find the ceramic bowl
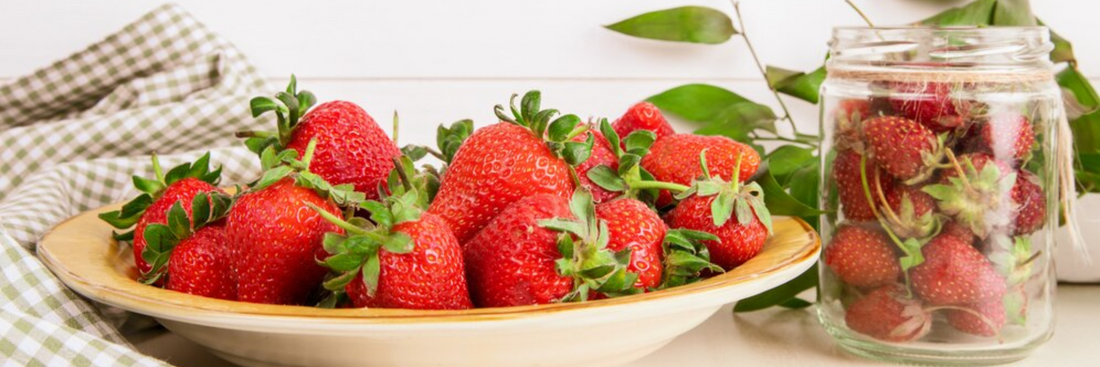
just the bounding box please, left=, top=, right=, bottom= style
left=38, top=202, right=820, bottom=367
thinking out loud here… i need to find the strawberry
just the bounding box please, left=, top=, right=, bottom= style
left=573, top=127, right=620, bottom=204
left=909, top=233, right=1006, bottom=306
left=864, top=115, right=943, bottom=183
left=833, top=99, right=873, bottom=152
left=824, top=225, right=900, bottom=289
left=972, top=114, right=1035, bottom=164
left=311, top=170, right=471, bottom=310
left=881, top=183, right=938, bottom=239
left=99, top=153, right=223, bottom=278
left=665, top=153, right=772, bottom=270
left=924, top=152, right=1017, bottom=238
left=1010, top=170, right=1046, bottom=236
left=596, top=198, right=667, bottom=289
left=832, top=150, right=892, bottom=222
left=940, top=220, right=977, bottom=247
left=463, top=194, right=574, bottom=307
left=242, top=76, right=400, bottom=200
left=137, top=192, right=236, bottom=300
left=946, top=297, right=1007, bottom=337
left=641, top=134, right=760, bottom=207
left=428, top=91, right=588, bottom=243
left=166, top=226, right=236, bottom=300
left=844, top=284, right=931, bottom=342
left=578, top=119, right=665, bottom=204
left=611, top=101, right=675, bottom=146
left=888, top=82, right=968, bottom=133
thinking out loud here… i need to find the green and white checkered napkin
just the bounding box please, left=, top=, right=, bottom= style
left=0, top=4, right=271, bottom=365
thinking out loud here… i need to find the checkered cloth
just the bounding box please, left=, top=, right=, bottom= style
left=0, top=4, right=268, bottom=365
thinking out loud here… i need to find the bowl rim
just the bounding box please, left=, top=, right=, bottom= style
left=38, top=201, right=820, bottom=325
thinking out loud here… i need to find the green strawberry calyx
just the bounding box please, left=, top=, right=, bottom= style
left=857, top=153, right=924, bottom=289
left=402, top=119, right=475, bottom=166
left=237, top=75, right=318, bottom=156
left=494, top=90, right=594, bottom=166
left=657, top=229, right=724, bottom=290
left=138, top=191, right=233, bottom=285
left=538, top=189, right=640, bottom=301
left=251, top=138, right=366, bottom=208
left=674, top=151, right=774, bottom=234
left=922, top=149, right=1017, bottom=239
left=585, top=118, right=667, bottom=202
left=98, top=152, right=222, bottom=241
left=308, top=183, right=423, bottom=298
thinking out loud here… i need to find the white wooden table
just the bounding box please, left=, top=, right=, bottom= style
left=128, top=285, right=1099, bottom=367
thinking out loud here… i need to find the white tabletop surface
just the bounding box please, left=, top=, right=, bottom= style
left=128, top=285, right=1099, bottom=367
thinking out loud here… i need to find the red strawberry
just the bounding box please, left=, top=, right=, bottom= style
left=463, top=194, right=574, bottom=307
left=641, top=134, right=760, bottom=207
left=313, top=180, right=472, bottom=310
left=166, top=225, right=236, bottom=301
left=864, top=115, right=942, bottom=182
left=836, top=99, right=872, bottom=122
left=243, top=76, right=400, bottom=201
left=573, top=128, right=620, bottom=204
left=882, top=183, right=938, bottom=239
left=665, top=154, right=772, bottom=270
left=611, top=102, right=675, bottom=145
left=99, top=153, right=223, bottom=279
left=597, top=198, right=666, bottom=289
left=940, top=220, right=977, bottom=247
left=888, top=82, right=967, bottom=133
left=1010, top=170, right=1046, bottom=236
left=227, top=178, right=344, bottom=305
left=844, top=285, right=931, bottom=342
left=946, top=297, right=1006, bottom=337
left=910, top=234, right=1006, bottom=306
left=833, top=150, right=892, bottom=222
left=132, top=190, right=235, bottom=300
left=824, top=225, right=900, bottom=289
left=428, top=91, right=586, bottom=244
left=973, top=114, right=1035, bottom=163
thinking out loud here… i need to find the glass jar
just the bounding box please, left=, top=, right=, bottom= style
left=817, top=27, right=1061, bottom=365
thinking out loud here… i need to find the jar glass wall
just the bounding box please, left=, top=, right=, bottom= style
left=816, top=26, right=1061, bottom=366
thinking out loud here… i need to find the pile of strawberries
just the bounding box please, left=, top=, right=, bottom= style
left=825, top=81, right=1045, bottom=341
left=100, top=77, right=777, bottom=310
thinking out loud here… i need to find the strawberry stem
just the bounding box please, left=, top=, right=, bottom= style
left=151, top=153, right=164, bottom=183
left=305, top=202, right=375, bottom=237
left=944, top=148, right=974, bottom=192
left=392, top=110, right=400, bottom=145
left=627, top=180, right=691, bottom=193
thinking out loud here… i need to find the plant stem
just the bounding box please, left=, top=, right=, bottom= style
left=629, top=180, right=691, bottom=193
left=392, top=110, right=400, bottom=145
left=752, top=136, right=817, bottom=147
left=845, top=0, right=876, bottom=27
left=730, top=0, right=798, bottom=136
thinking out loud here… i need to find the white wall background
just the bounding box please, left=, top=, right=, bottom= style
left=1, top=0, right=1097, bottom=149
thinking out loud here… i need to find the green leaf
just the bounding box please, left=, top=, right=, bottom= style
left=735, top=265, right=818, bottom=312
left=561, top=135, right=594, bottom=167
left=756, top=164, right=826, bottom=217
left=766, top=66, right=826, bottom=104
left=605, top=6, right=736, bottom=45
left=991, top=0, right=1036, bottom=26
left=1041, top=20, right=1076, bottom=64
left=647, top=84, right=754, bottom=123
left=692, top=102, right=777, bottom=141
left=1071, top=109, right=1100, bottom=154
left=787, top=164, right=821, bottom=231
left=1058, top=66, right=1100, bottom=111
left=918, top=0, right=995, bottom=26
left=765, top=146, right=816, bottom=184
left=400, top=145, right=429, bottom=162
left=778, top=297, right=813, bottom=309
